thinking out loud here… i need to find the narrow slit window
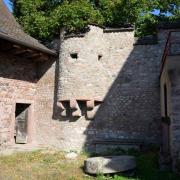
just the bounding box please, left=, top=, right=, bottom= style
left=70, top=53, right=78, bottom=59
left=98, top=55, right=102, bottom=61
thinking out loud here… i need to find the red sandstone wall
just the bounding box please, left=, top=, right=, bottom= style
left=34, top=60, right=60, bottom=147
left=0, top=52, right=37, bottom=146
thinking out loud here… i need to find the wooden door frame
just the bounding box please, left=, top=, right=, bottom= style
left=162, top=83, right=171, bottom=155
left=10, top=100, right=35, bottom=144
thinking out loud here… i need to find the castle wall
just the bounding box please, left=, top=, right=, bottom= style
left=34, top=59, right=91, bottom=150
left=169, top=70, right=180, bottom=170
left=34, top=25, right=169, bottom=152
left=161, top=68, right=180, bottom=170
left=35, top=60, right=61, bottom=147
left=160, top=31, right=180, bottom=171
left=0, top=52, right=37, bottom=146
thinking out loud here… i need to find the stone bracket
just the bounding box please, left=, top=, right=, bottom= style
left=57, top=101, right=67, bottom=117
left=86, top=104, right=100, bottom=120
left=70, top=99, right=82, bottom=117
left=57, top=98, right=103, bottom=119
left=87, top=100, right=94, bottom=110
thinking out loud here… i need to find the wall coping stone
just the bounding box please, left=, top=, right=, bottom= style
left=103, top=27, right=134, bottom=33
left=157, top=21, right=180, bottom=29
left=64, top=24, right=134, bottom=39
left=64, top=34, right=86, bottom=39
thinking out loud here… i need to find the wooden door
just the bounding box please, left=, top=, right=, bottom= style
left=15, top=104, right=29, bottom=144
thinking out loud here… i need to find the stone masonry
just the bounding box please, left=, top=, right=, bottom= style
left=1, top=20, right=180, bottom=171
left=159, top=31, right=180, bottom=171
left=0, top=52, right=37, bottom=146
left=1, top=24, right=178, bottom=155
left=34, top=25, right=170, bottom=152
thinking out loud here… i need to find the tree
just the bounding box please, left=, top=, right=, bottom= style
left=10, top=0, right=51, bottom=39
left=11, top=0, right=104, bottom=39
left=96, top=0, right=145, bottom=27
left=11, top=0, right=180, bottom=39
left=50, top=0, right=104, bottom=35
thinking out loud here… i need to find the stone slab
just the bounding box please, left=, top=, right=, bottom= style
left=84, top=155, right=136, bottom=174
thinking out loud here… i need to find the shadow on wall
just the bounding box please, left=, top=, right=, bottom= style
left=0, top=51, right=56, bottom=83
left=0, top=53, right=38, bottom=82
left=83, top=44, right=162, bottom=152
left=51, top=27, right=167, bottom=154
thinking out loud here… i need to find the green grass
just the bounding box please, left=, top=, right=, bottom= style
left=0, top=149, right=179, bottom=180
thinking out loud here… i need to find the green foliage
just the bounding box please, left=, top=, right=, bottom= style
left=155, top=0, right=180, bottom=17
left=11, top=0, right=180, bottom=39
left=97, top=152, right=180, bottom=180
left=135, top=13, right=158, bottom=37
left=0, top=150, right=179, bottom=180
left=11, top=0, right=54, bottom=39
left=51, top=0, right=104, bottom=34
left=12, top=0, right=104, bottom=39
left=97, top=0, right=144, bottom=27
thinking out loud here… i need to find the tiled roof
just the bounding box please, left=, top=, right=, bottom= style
left=0, top=0, right=56, bottom=56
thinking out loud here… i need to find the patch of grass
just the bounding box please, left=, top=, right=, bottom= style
left=97, top=151, right=179, bottom=180
left=0, top=149, right=179, bottom=180
left=0, top=150, right=92, bottom=180
left=135, top=152, right=179, bottom=180
left=97, top=174, right=137, bottom=180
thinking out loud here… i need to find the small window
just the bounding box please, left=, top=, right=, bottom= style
left=70, top=53, right=78, bottom=59
left=98, top=55, right=102, bottom=61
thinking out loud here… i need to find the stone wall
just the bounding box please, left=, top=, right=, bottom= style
left=166, top=70, right=180, bottom=170
left=34, top=25, right=170, bottom=152
left=161, top=68, right=180, bottom=170
left=159, top=30, right=180, bottom=171
left=0, top=25, right=175, bottom=153
left=0, top=52, right=37, bottom=146
left=35, top=60, right=92, bottom=151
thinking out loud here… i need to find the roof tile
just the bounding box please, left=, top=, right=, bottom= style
left=0, top=0, right=56, bottom=56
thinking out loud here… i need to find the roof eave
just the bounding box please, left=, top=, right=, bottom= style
left=0, top=32, right=58, bottom=57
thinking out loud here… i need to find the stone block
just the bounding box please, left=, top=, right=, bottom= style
left=87, top=100, right=94, bottom=110
left=70, top=99, right=82, bottom=117
left=84, top=156, right=136, bottom=174
left=57, top=101, right=67, bottom=117
left=87, top=105, right=100, bottom=119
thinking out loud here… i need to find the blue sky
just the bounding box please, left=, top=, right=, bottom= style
left=3, top=0, right=12, bottom=12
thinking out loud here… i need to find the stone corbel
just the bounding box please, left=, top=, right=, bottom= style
left=86, top=100, right=95, bottom=110
left=86, top=99, right=102, bottom=120
left=70, top=99, right=82, bottom=117
left=58, top=98, right=103, bottom=118
left=87, top=105, right=100, bottom=119
left=57, top=101, right=67, bottom=117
